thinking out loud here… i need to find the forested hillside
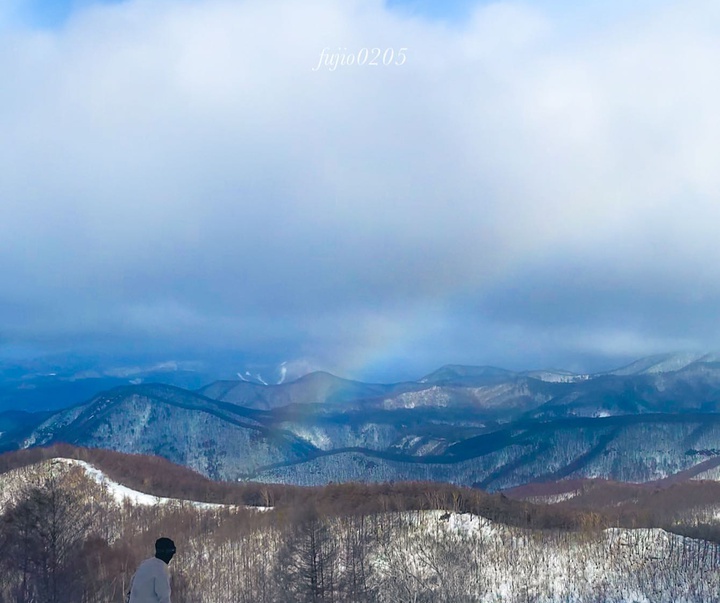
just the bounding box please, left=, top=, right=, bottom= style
left=2, top=447, right=720, bottom=602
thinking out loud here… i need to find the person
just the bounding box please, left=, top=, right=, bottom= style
left=127, top=537, right=176, bottom=603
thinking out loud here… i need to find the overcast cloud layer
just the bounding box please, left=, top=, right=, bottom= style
left=1, top=0, right=720, bottom=380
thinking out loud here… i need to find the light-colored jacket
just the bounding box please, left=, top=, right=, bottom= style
left=128, top=557, right=172, bottom=603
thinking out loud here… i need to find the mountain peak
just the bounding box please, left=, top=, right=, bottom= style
left=291, top=370, right=344, bottom=383
left=419, top=365, right=517, bottom=384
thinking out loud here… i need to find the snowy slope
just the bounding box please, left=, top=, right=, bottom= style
left=55, top=458, right=237, bottom=509
left=0, top=457, right=269, bottom=512
left=368, top=510, right=720, bottom=603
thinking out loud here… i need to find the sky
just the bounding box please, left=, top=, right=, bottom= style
left=1, top=0, right=720, bottom=382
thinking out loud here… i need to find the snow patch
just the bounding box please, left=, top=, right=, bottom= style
left=55, top=459, right=269, bottom=511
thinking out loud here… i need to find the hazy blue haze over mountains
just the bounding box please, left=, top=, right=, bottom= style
left=3, top=352, right=720, bottom=491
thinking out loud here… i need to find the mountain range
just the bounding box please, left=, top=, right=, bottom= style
left=3, top=352, right=720, bottom=491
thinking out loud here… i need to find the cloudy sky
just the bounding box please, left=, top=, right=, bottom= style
left=1, top=0, right=719, bottom=381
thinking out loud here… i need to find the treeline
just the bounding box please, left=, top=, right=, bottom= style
left=6, top=446, right=720, bottom=538
left=550, top=478, right=720, bottom=539
left=0, top=445, right=593, bottom=531
left=2, top=461, right=720, bottom=602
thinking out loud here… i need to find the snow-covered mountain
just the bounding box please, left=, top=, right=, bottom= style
left=4, top=353, right=720, bottom=489
left=7, top=384, right=316, bottom=479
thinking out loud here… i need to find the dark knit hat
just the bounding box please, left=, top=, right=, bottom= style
left=155, top=537, right=176, bottom=554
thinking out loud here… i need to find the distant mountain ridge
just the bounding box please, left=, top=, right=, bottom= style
left=604, top=352, right=720, bottom=376
left=4, top=352, right=720, bottom=489
left=198, top=371, right=394, bottom=410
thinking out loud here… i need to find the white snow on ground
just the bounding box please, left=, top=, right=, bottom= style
left=372, top=511, right=717, bottom=603
left=445, top=510, right=500, bottom=537
left=526, top=491, right=580, bottom=504
left=690, top=464, right=720, bottom=480
left=54, top=459, right=270, bottom=511
left=290, top=426, right=332, bottom=450
left=526, top=371, right=590, bottom=383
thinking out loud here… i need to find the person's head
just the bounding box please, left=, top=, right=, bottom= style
left=155, top=537, right=176, bottom=564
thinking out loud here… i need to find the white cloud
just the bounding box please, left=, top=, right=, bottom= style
left=1, top=0, right=720, bottom=373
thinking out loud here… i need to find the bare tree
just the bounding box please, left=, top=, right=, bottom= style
left=0, top=470, right=96, bottom=603
left=278, top=504, right=338, bottom=603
